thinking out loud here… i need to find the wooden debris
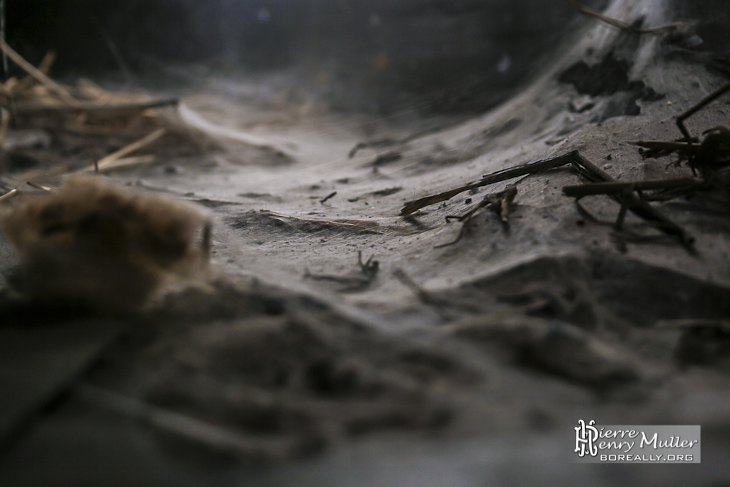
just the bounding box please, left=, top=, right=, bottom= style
left=566, top=0, right=690, bottom=35
left=401, top=149, right=694, bottom=250
left=319, top=191, right=337, bottom=204
left=562, top=177, right=702, bottom=198
left=435, top=186, right=517, bottom=248
left=0, top=38, right=79, bottom=107
left=95, top=127, right=168, bottom=170
left=400, top=152, right=574, bottom=216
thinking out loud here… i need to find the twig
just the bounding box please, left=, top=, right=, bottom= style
left=13, top=51, right=56, bottom=93
left=567, top=152, right=695, bottom=251
left=0, top=0, right=6, bottom=82
left=13, top=97, right=179, bottom=116
left=0, top=103, right=8, bottom=146
left=320, top=191, right=337, bottom=204
left=401, top=150, right=694, bottom=250
left=633, top=140, right=699, bottom=152
left=95, top=127, right=167, bottom=170
left=400, top=152, right=574, bottom=215
left=566, top=0, right=689, bottom=34
left=348, top=124, right=449, bottom=158
left=0, top=38, right=80, bottom=107
left=676, top=81, right=730, bottom=146
left=562, top=177, right=702, bottom=197
left=26, top=181, right=53, bottom=192
left=0, top=187, right=17, bottom=202
left=436, top=186, right=517, bottom=248
left=89, top=155, right=157, bottom=173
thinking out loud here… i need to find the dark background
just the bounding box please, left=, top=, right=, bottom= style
left=7, top=0, right=594, bottom=113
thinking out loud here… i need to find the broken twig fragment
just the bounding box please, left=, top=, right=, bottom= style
left=566, top=0, right=690, bottom=35
left=0, top=38, right=79, bottom=107
left=400, top=152, right=574, bottom=215
left=320, top=191, right=337, bottom=204
left=94, top=127, right=167, bottom=171
left=562, top=177, right=702, bottom=198
left=436, top=186, right=517, bottom=248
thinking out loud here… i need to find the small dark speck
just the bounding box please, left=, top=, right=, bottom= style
left=465, top=198, right=472, bottom=204
left=606, top=154, right=612, bottom=161
left=163, top=165, right=180, bottom=174
left=576, top=219, right=585, bottom=227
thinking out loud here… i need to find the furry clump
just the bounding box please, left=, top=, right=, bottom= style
left=0, top=176, right=212, bottom=311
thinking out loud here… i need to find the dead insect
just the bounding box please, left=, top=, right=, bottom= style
left=0, top=176, right=212, bottom=311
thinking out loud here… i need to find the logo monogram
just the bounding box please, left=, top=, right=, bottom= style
left=575, top=420, right=599, bottom=457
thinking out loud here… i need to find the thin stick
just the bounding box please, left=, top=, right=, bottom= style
left=0, top=187, right=17, bottom=202
left=88, top=155, right=157, bottom=173
left=0, top=0, right=7, bottom=81
left=436, top=186, right=517, bottom=248
left=633, top=140, right=699, bottom=152
left=566, top=0, right=688, bottom=34
left=562, top=177, right=701, bottom=197
left=0, top=104, right=8, bottom=146
left=0, top=38, right=79, bottom=107
left=26, top=181, right=53, bottom=192
left=320, top=191, right=337, bottom=204
left=676, top=81, right=730, bottom=145
left=95, top=128, right=167, bottom=169
left=13, top=97, right=179, bottom=116
left=569, top=152, right=695, bottom=250
left=400, top=152, right=574, bottom=215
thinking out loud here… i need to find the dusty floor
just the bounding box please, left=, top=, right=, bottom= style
left=1, top=1, right=730, bottom=485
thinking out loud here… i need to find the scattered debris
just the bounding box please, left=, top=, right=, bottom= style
left=435, top=186, right=517, bottom=248
left=400, top=151, right=575, bottom=216
left=0, top=40, right=216, bottom=183
left=402, top=150, right=693, bottom=250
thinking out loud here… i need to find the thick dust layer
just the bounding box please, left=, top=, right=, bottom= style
left=2, top=1, right=730, bottom=486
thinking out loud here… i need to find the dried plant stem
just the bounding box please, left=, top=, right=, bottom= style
left=676, top=81, right=730, bottom=145
left=14, top=97, right=179, bottom=117
left=568, top=152, right=695, bottom=250
left=0, top=187, right=17, bottom=202
left=562, top=177, right=702, bottom=197
left=400, top=152, right=574, bottom=215
left=566, top=0, right=688, bottom=34
left=0, top=38, right=79, bottom=107
left=95, top=127, right=167, bottom=170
